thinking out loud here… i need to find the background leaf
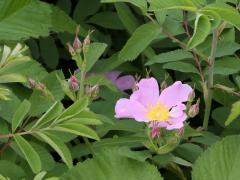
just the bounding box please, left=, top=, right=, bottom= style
left=61, top=148, right=163, bottom=180
left=192, top=135, right=240, bottom=180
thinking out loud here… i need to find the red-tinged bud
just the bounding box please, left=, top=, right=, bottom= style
left=68, top=75, right=79, bottom=91
left=83, top=34, right=91, bottom=46
left=151, top=126, right=160, bottom=139
left=73, top=36, right=82, bottom=50
left=188, top=98, right=200, bottom=118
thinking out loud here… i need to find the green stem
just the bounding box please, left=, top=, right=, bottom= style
left=203, top=30, right=218, bottom=130
left=78, top=62, right=86, bottom=99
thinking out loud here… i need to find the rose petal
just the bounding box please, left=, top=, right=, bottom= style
left=166, top=113, right=187, bottom=130
left=115, top=98, right=148, bottom=122
left=115, top=75, right=135, bottom=91
left=159, top=81, right=193, bottom=108
left=131, top=78, right=160, bottom=107
left=170, top=104, right=186, bottom=118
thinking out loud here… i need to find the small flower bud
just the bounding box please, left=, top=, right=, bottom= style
left=151, top=126, right=160, bottom=139
left=160, top=81, right=167, bottom=91
left=85, top=84, right=99, bottom=100
left=67, top=43, right=76, bottom=56
left=73, top=36, right=82, bottom=50
left=188, top=91, right=195, bottom=102
left=188, top=98, right=200, bottom=118
left=83, top=34, right=91, bottom=46
left=36, top=82, right=46, bottom=91
left=68, top=75, right=79, bottom=91
left=28, top=78, right=36, bottom=88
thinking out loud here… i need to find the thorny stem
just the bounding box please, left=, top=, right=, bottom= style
left=183, top=11, right=205, bottom=82
left=203, top=30, right=218, bottom=130
left=78, top=62, right=86, bottom=99
left=75, top=51, right=96, bottom=156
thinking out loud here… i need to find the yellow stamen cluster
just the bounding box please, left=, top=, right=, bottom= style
left=147, top=103, right=170, bottom=122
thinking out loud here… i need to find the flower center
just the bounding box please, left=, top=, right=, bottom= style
left=147, top=103, right=170, bottom=122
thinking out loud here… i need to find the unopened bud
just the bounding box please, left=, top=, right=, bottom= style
left=85, top=84, right=99, bottom=100
left=188, top=98, right=200, bottom=118
left=188, top=91, right=195, bottom=102
left=160, top=81, right=167, bottom=91
left=36, top=82, right=46, bottom=91
left=67, top=43, right=76, bottom=56
left=151, top=126, right=160, bottom=139
left=68, top=75, right=79, bottom=91
left=73, top=36, right=82, bottom=50
left=83, top=34, right=91, bottom=46
left=177, top=127, right=184, bottom=137
left=28, top=78, right=36, bottom=88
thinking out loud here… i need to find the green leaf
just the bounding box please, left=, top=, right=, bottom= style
left=37, top=132, right=72, bottom=168
left=149, top=0, right=197, bottom=11
left=29, top=71, right=65, bottom=116
left=73, top=0, right=100, bottom=22
left=225, top=101, right=240, bottom=126
left=0, top=0, right=77, bottom=40
left=146, top=49, right=192, bottom=65
left=187, top=14, right=211, bottom=49
left=39, top=37, right=59, bottom=69
left=67, top=110, right=103, bottom=125
left=87, top=12, right=124, bottom=29
left=12, top=99, right=31, bottom=132
left=119, top=23, right=161, bottom=61
left=56, top=97, right=88, bottom=122
left=212, top=107, right=240, bottom=130
left=85, top=43, right=107, bottom=72
left=32, top=101, right=63, bottom=129
left=0, top=73, right=27, bottom=83
left=174, top=143, right=203, bottom=163
left=61, top=148, right=163, bottom=180
left=33, top=171, right=47, bottom=180
left=14, top=135, right=41, bottom=173
left=115, top=3, right=140, bottom=34
left=52, top=122, right=99, bottom=140
left=31, top=143, right=56, bottom=171
left=163, top=62, right=199, bottom=74
left=0, top=160, right=25, bottom=179
left=101, top=0, right=147, bottom=11
left=192, top=135, right=240, bottom=180
left=203, top=3, right=240, bottom=30
left=213, top=57, right=240, bottom=75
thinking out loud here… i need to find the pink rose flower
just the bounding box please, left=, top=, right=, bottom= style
left=115, top=77, right=193, bottom=130
left=105, top=71, right=135, bottom=91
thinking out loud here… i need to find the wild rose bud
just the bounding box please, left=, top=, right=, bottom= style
left=36, top=82, right=46, bottom=91
left=67, top=43, right=76, bottom=56
left=160, top=81, right=167, bottom=91
left=188, top=91, right=195, bottom=102
left=151, top=126, right=160, bottom=139
left=85, top=85, right=99, bottom=100
left=68, top=75, right=79, bottom=91
left=177, top=127, right=184, bottom=137
left=28, top=78, right=36, bottom=88
left=188, top=98, right=200, bottom=118
left=73, top=36, right=82, bottom=50
left=83, top=34, right=91, bottom=46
